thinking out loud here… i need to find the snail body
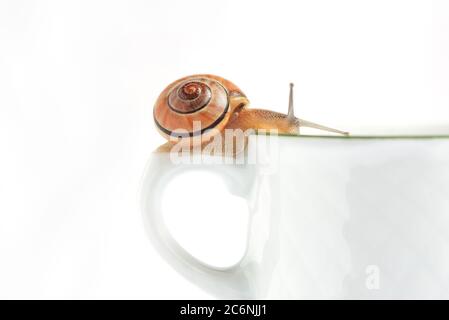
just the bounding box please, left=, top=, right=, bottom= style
left=153, top=74, right=347, bottom=149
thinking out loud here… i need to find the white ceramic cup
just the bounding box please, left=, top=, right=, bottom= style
left=141, top=133, right=449, bottom=299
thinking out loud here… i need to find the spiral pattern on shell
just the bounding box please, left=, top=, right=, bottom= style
left=168, top=81, right=212, bottom=114
left=153, top=75, right=246, bottom=139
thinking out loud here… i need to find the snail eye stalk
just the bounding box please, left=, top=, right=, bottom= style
left=287, top=82, right=295, bottom=121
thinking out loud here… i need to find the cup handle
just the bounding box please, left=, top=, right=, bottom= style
left=140, top=152, right=255, bottom=299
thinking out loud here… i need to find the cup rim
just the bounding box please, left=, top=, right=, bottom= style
left=274, top=133, right=449, bottom=139
left=259, top=124, right=449, bottom=139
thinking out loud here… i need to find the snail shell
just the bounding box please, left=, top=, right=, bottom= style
left=153, top=74, right=248, bottom=145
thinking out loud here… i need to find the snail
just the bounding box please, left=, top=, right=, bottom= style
left=153, top=74, right=348, bottom=152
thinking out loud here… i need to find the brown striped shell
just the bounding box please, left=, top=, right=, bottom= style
left=153, top=74, right=248, bottom=145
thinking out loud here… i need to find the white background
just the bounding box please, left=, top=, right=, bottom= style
left=0, top=0, right=448, bottom=299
